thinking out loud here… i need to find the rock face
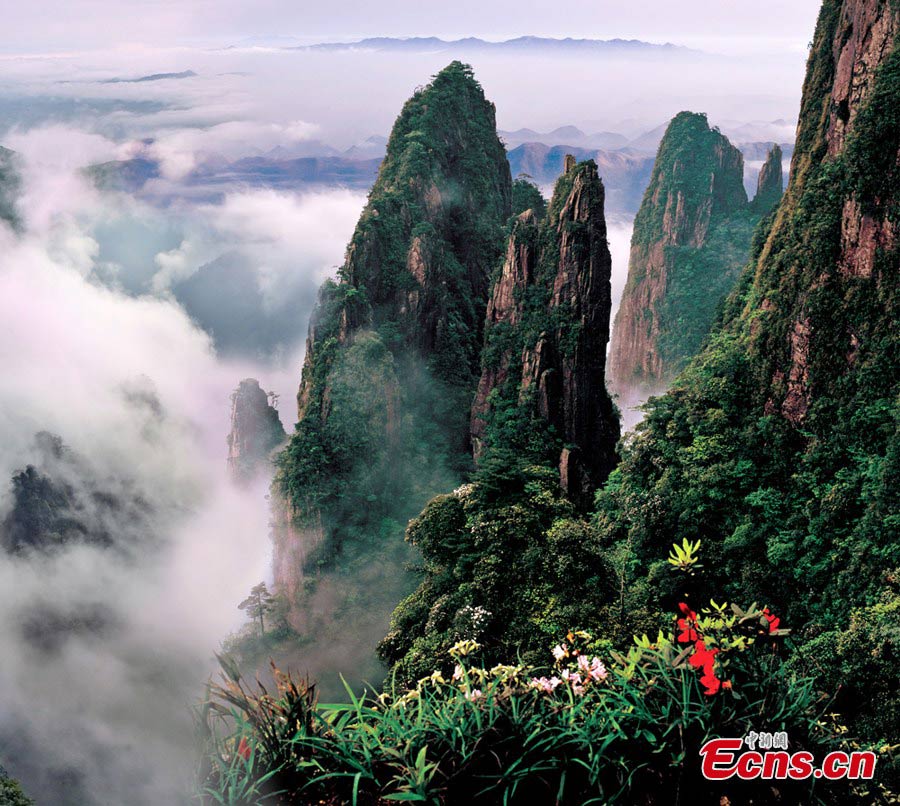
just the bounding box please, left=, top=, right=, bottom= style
left=754, top=0, right=898, bottom=426
left=226, top=379, right=286, bottom=483
left=607, top=113, right=782, bottom=412
left=471, top=158, right=620, bottom=504
left=752, top=143, right=784, bottom=212
left=274, top=62, right=512, bottom=619
left=295, top=61, right=512, bottom=427
left=601, top=0, right=900, bottom=622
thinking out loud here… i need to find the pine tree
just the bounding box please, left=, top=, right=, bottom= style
left=238, top=582, right=276, bottom=637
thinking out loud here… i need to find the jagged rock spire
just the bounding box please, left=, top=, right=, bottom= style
left=471, top=158, right=619, bottom=504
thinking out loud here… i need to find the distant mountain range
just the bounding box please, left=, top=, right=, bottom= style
left=228, top=36, right=694, bottom=54
left=99, top=70, right=198, bottom=84
left=86, top=125, right=790, bottom=216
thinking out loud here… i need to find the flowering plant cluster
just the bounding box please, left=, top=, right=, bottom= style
left=530, top=630, right=608, bottom=696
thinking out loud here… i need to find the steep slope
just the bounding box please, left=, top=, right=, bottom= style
left=273, top=62, right=511, bottom=629
left=380, top=158, right=620, bottom=680
left=596, top=0, right=899, bottom=750
left=226, top=379, right=286, bottom=484
left=607, top=113, right=782, bottom=408
left=471, top=157, right=620, bottom=505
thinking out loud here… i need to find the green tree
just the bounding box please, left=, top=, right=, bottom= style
left=0, top=767, right=34, bottom=806
left=239, top=582, right=276, bottom=637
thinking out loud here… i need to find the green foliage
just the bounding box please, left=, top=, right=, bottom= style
left=655, top=209, right=758, bottom=374
left=510, top=176, right=546, bottom=218
left=631, top=111, right=747, bottom=249
left=275, top=62, right=513, bottom=594
left=594, top=0, right=900, bottom=763
left=200, top=621, right=856, bottom=805
left=788, top=580, right=900, bottom=789
left=378, top=467, right=617, bottom=683
left=0, top=771, right=34, bottom=806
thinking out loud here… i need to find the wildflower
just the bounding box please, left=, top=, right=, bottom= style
left=452, top=664, right=464, bottom=681
left=429, top=670, right=446, bottom=685
left=236, top=737, right=251, bottom=761
left=529, top=676, right=561, bottom=693
left=700, top=669, right=721, bottom=696
left=577, top=654, right=590, bottom=671
left=572, top=683, right=586, bottom=696
left=449, top=639, right=481, bottom=658
left=676, top=603, right=699, bottom=643
left=762, top=607, right=781, bottom=633
left=465, top=689, right=484, bottom=702
left=560, top=669, right=582, bottom=685
left=589, top=657, right=607, bottom=681
left=552, top=644, right=568, bottom=661
left=688, top=640, right=718, bottom=673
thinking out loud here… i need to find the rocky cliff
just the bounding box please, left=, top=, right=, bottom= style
left=225, top=379, right=286, bottom=483
left=598, top=0, right=899, bottom=667
left=273, top=62, right=511, bottom=622
left=471, top=157, right=620, bottom=505
left=752, top=143, right=784, bottom=212
left=607, top=113, right=782, bottom=411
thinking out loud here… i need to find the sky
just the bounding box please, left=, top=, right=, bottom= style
left=5, top=0, right=823, bottom=52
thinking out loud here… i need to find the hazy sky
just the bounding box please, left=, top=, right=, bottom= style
left=7, top=0, right=823, bottom=52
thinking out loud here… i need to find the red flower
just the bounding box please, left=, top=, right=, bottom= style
left=688, top=640, right=718, bottom=672
left=762, top=607, right=781, bottom=633
left=676, top=603, right=699, bottom=643
left=237, top=737, right=251, bottom=761
left=700, top=670, right=721, bottom=696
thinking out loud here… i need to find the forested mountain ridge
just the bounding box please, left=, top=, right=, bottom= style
left=608, top=112, right=782, bottom=403
left=597, top=0, right=899, bottom=752
left=202, top=3, right=899, bottom=802
left=272, top=61, right=512, bottom=629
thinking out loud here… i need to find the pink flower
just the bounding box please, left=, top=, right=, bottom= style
left=529, top=676, right=562, bottom=693
left=577, top=655, right=590, bottom=672
left=465, top=689, right=483, bottom=702
left=452, top=664, right=463, bottom=681
left=572, top=684, right=586, bottom=696
left=561, top=669, right=582, bottom=685
left=589, top=658, right=607, bottom=681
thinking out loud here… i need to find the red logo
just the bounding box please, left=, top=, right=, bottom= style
left=700, top=737, right=876, bottom=781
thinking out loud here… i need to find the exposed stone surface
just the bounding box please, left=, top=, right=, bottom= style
left=226, top=379, right=286, bottom=483
left=608, top=112, right=781, bottom=411
left=753, top=143, right=784, bottom=212
left=760, top=0, right=899, bottom=425
left=471, top=158, right=619, bottom=504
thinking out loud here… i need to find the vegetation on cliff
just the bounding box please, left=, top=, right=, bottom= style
left=596, top=0, right=900, bottom=779
left=379, top=160, right=620, bottom=680
left=0, top=767, right=34, bottom=806
left=608, top=112, right=782, bottom=396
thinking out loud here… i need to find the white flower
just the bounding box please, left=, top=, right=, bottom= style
left=452, top=664, right=464, bottom=681
left=552, top=644, right=567, bottom=661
